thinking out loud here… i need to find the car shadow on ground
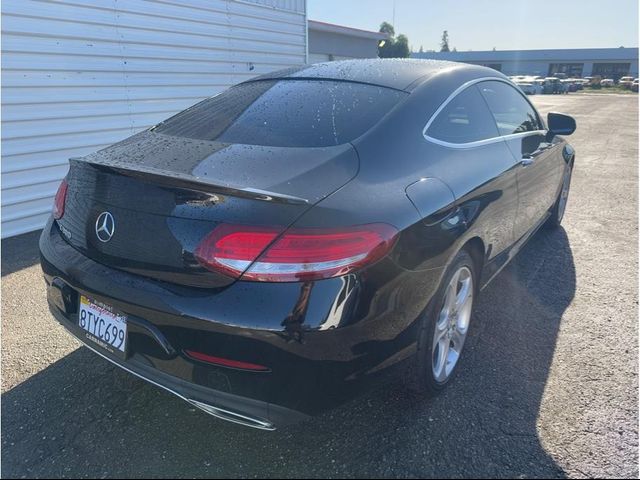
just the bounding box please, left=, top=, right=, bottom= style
left=2, top=226, right=575, bottom=478
left=1, top=230, right=42, bottom=276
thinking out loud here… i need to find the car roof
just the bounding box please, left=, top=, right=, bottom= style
left=242, top=59, right=490, bottom=92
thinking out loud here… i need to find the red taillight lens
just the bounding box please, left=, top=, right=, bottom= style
left=194, top=224, right=281, bottom=278
left=52, top=179, right=68, bottom=220
left=194, top=223, right=398, bottom=282
left=184, top=350, right=269, bottom=371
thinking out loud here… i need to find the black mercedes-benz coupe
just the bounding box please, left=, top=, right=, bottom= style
left=40, top=59, right=576, bottom=430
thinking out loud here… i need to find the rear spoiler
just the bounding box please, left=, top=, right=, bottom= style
left=71, top=158, right=309, bottom=206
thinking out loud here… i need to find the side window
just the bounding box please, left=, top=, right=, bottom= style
left=425, top=85, right=499, bottom=144
left=477, top=80, right=543, bottom=136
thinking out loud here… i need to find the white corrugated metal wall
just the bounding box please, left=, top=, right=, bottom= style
left=1, top=0, right=307, bottom=238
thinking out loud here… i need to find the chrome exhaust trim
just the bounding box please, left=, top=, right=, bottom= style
left=79, top=341, right=276, bottom=431
left=187, top=399, right=275, bottom=431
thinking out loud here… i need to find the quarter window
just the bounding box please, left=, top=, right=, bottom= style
left=426, top=86, right=499, bottom=144
left=477, top=80, right=543, bottom=136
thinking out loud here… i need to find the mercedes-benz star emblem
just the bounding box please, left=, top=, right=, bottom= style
left=95, top=212, right=115, bottom=243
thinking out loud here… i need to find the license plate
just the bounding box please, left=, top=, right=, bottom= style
left=79, top=295, right=127, bottom=357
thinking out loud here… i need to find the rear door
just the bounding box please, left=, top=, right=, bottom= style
left=478, top=80, right=564, bottom=240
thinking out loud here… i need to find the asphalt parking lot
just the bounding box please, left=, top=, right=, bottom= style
left=2, top=93, right=638, bottom=478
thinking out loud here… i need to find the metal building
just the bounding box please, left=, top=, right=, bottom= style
left=412, top=47, right=639, bottom=79
left=1, top=0, right=308, bottom=238
left=308, top=20, right=387, bottom=63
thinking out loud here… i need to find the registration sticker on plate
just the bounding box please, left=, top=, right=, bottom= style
left=79, top=295, right=127, bottom=356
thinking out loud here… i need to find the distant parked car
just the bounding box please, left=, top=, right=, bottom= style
left=619, top=76, right=634, bottom=89
left=568, top=78, right=584, bottom=90
left=600, top=78, right=614, bottom=87
left=632, top=79, right=639, bottom=92
left=585, top=76, right=603, bottom=89
left=532, top=78, right=545, bottom=93
left=543, top=77, right=564, bottom=94
left=562, top=80, right=578, bottom=92
left=515, top=82, right=537, bottom=95
left=528, top=77, right=545, bottom=94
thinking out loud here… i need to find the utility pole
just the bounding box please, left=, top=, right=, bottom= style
left=392, top=0, right=396, bottom=29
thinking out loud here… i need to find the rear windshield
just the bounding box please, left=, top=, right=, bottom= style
left=153, top=80, right=406, bottom=147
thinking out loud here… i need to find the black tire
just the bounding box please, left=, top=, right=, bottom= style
left=413, top=249, right=477, bottom=394
left=546, top=160, right=574, bottom=229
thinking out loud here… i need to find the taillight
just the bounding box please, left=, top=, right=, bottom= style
left=194, top=223, right=398, bottom=282
left=52, top=179, right=68, bottom=220
left=184, top=350, right=269, bottom=372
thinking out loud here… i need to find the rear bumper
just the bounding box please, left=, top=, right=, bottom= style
left=47, top=303, right=301, bottom=430
left=40, top=217, right=437, bottom=428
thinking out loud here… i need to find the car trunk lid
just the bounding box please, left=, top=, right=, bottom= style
left=58, top=131, right=358, bottom=288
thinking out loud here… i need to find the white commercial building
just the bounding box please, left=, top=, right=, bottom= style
left=1, top=0, right=308, bottom=238
left=412, top=47, right=639, bottom=79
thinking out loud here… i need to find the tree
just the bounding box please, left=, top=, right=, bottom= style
left=377, top=22, right=411, bottom=58
left=440, top=30, right=450, bottom=52
left=379, top=21, right=395, bottom=37
left=394, top=34, right=410, bottom=58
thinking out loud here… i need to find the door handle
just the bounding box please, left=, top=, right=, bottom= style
left=521, top=156, right=535, bottom=166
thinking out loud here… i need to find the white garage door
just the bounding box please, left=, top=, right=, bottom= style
left=1, top=0, right=307, bottom=238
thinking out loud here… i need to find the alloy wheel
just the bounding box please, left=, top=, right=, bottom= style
left=432, top=266, right=474, bottom=383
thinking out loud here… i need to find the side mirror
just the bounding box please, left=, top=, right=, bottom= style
left=547, top=112, right=576, bottom=136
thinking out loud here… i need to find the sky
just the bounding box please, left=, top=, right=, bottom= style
left=308, top=0, right=639, bottom=52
